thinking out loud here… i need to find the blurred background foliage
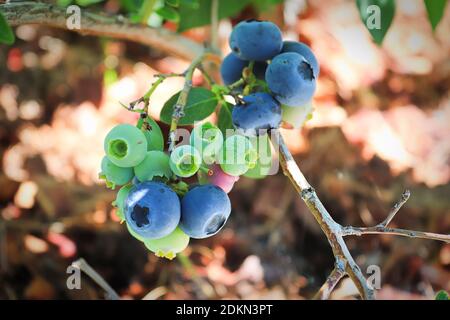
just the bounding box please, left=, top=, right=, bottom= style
left=0, top=0, right=449, bottom=300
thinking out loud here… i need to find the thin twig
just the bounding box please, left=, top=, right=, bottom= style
left=342, top=226, right=450, bottom=243
left=314, top=258, right=346, bottom=300
left=341, top=190, right=450, bottom=243
left=0, top=1, right=202, bottom=60
left=378, top=189, right=410, bottom=227
left=72, top=258, right=120, bottom=300
left=167, top=53, right=207, bottom=152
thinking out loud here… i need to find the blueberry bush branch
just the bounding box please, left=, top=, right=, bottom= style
left=275, top=130, right=450, bottom=299
left=313, top=257, right=346, bottom=300
left=274, top=130, right=375, bottom=299
left=167, top=52, right=210, bottom=152
left=0, top=1, right=202, bottom=60
left=341, top=189, right=450, bottom=243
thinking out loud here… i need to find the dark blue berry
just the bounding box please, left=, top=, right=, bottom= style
left=124, top=181, right=180, bottom=239
left=220, top=53, right=268, bottom=85
left=232, top=92, right=281, bottom=135
left=265, top=52, right=316, bottom=107
left=281, top=41, right=320, bottom=78
left=180, top=185, right=231, bottom=239
left=229, top=20, right=282, bottom=61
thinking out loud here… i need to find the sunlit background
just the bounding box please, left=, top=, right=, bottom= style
left=0, top=0, right=449, bottom=299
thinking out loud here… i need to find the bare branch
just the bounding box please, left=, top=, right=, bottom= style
left=342, top=190, right=450, bottom=243
left=342, top=226, right=450, bottom=243
left=72, top=258, right=120, bottom=300
left=314, top=258, right=346, bottom=300
left=0, top=1, right=202, bottom=60
left=378, top=189, right=410, bottom=227
left=273, top=130, right=375, bottom=300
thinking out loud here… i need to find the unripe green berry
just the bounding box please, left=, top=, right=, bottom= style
left=126, top=221, right=146, bottom=242
left=104, top=124, right=147, bottom=167
left=134, top=151, right=172, bottom=182
left=244, top=135, right=273, bottom=179
left=137, top=116, right=164, bottom=151
left=144, top=227, right=190, bottom=260
left=190, top=122, right=223, bottom=165
left=99, top=156, right=133, bottom=189
left=112, top=184, right=133, bottom=221
left=281, top=102, right=314, bottom=129
left=169, top=145, right=202, bottom=178
left=217, top=135, right=258, bottom=176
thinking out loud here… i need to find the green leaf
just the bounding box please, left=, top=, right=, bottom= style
left=119, top=0, right=144, bottom=12
left=251, top=0, right=284, bottom=12
left=218, top=102, right=234, bottom=136
left=0, top=12, right=15, bottom=45
left=160, top=88, right=218, bottom=125
left=356, top=0, right=395, bottom=45
left=424, top=0, right=447, bottom=31
left=435, top=290, right=449, bottom=300
left=179, top=0, right=200, bottom=9
left=166, top=0, right=180, bottom=7
left=156, top=6, right=180, bottom=22
left=178, top=0, right=252, bottom=32
left=57, top=0, right=74, bottom=6
left=76, top=0, right=105, bottom=6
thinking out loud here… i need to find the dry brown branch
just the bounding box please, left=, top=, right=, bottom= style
left=0, top=1, right=203, bottom=60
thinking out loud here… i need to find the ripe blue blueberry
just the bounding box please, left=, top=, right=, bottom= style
left=229, top=20, right=283, bottom=61
left=232, top=92, right=281, bottom=135
left=220, top=54, right=248, bottom=85
left=220, top=53, right=268, bottom=85
left=281, top=41, right=320, bottom=78
left=265, top=52, right=316, bottom=107
left=124, top=181, right=180, bottom=239
left=180, top=184, right=231, bottom=239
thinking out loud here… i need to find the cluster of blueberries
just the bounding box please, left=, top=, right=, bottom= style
left=223, top=19, right=319, bottom=133
left=100, top=20, right=319, bottom=259
left=100, top=119, right=249, bottom=259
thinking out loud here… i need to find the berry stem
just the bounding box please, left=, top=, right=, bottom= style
left=210, top=0, right=220, bottom=51
left=138, top=0, right=157, bottom=25
left=168, top=52, right=212, bottom=152
left=227, top=78, right=245, bottom=91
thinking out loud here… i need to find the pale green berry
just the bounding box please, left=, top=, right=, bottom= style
left=104, top=124, right=147, bottom=167
left=133, top=151, right=172, bottom=182
left=137, top=116, right=164, bottom=151
left=99, top=156, right=133, bottom=189
left=144, top=227, right=190, bottom=260
left=217, top=135, right=258, bottom=176
left=169, top=145, right=202, bottom=178
left=281, top=101, right=314, bottom=129
left=190, top=122, right=223, bottom=165
left=112, top=184, right=133, bottom=221
left=244, top=135, right=273, bottom=179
